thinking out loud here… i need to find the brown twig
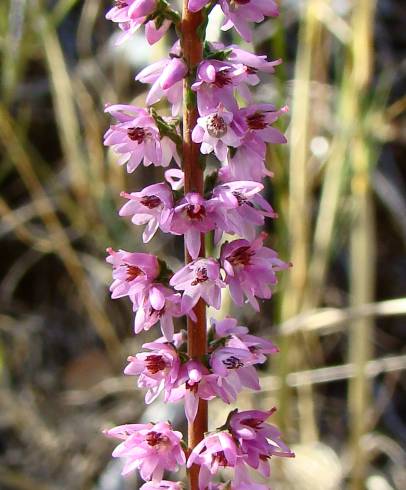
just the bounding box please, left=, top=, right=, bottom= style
left=181, top=2, right=207, bottom=489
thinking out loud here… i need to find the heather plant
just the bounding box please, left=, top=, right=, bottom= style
left=103, top=1, right=294, bottom=488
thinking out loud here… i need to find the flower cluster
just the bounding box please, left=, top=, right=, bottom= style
left=103, top=1, right=293, bottom=489
left=189, top=408, right=294, bottom=489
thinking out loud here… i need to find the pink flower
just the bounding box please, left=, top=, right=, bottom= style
left=192, top=60, right=246, bottom=115
left=104, top=104, right=179, bottom=172
left=119, top=183, right=174, bottom=243
left=226, top=44, right=282, bottom=76
left=211, top=317, right=278, bottom=364
left=210, top=346, right=261, bottom=392
left=132, top=284, right=181, bottom=341
left=136, top=42, right=187, bottom=116
left=124, top=341, right=181, bottom=403
left=220, top=233, right=289, bottom=311
left=170, top=258, right=225, bottom=313
left=106, top=248, right=159, bottom=300
left=187, top=2, right=280, bottom=40
left=192, top=105, right=244, bottom=161
left=219, top=0, right=279, bottom=42
left=106, top=0, right=159, bottom=45
left=212, top=180, right=276, bottom=241
left=229, top=409, right=295, bottom=476
left=236, top=104, right=288, bottom=151
left=140, top=481, right=183, bottom=490
left=104, top=421, right=185, bottom=480
left=187, top=431, right=239, bottom=490
left=196, top=44, right=282, bottom=109
left=226, top=141, right=273, bottom=182
left=170, top=193, right=220, bottom=259
left=169, top=360, right=216, bottom=423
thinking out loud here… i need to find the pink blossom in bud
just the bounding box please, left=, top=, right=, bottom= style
left=229, top=409, right=295, bottom=475
left=170, top=258, right=225, bottom=313
left=192, top=60, right=247, bottom=115
left=104, top=104, right=179, bottom=171
left=104, top=421, right=185, bottom=480
left=226, top=141, right=273, bottom=182
left=106, top=248, right=159, bottom=300
left=211, top=316, right=249, bottom=338
left=212, top=180, right=276, bottom=241
left=119, top=183, right=174, bottom=243
left=106, top=0, right=157, bottom=45
left=140, top=481, right=183, bottom=490
left=220, top=233, right=289, bottom=311
left=187, top=431, right=239, bottom=490
left=124, top=341, right=181, bottom=403
left=132, top=284, right=181, bottom=341
left=192, top=105, right=244, bottom=161
left=136, top=42, right=186, bottom=116
left=187, top=0, right=210, bottom=12
left=168, top=360, right=217, bottom=423
left=145, top=18, right=171, bottom=44
left=226, top=44, right=282, bottom=75
left=219, top=0, right=279, bottom=42
left=165, top=169, right=184, bottom=191
left=170, top=193, right=220, bottom=259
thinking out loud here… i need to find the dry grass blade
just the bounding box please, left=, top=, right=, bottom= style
left=347, top=1, right=377, bottom=488
left=280, top=297, right=406, bottom=335
left=0, top=104, right=121, bottom=363
left=33, top=4, right=88, bottom=201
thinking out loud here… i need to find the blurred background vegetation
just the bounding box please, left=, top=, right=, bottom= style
left=0, top=0, right=405, bottom=489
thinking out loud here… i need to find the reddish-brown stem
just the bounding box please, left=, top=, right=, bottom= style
left=181, top=2, right=207, bottom=489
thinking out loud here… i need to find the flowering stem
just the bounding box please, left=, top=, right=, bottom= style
left=181, top=2, right=207, bottom=489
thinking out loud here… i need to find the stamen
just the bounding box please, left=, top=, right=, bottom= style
left=127, top=127, right=146, bottom=143
left=207, top=114, right=228, bottom=138
left=228, top=245, right=254, bottom=267
left=126, top=264, right=144, bottom=282
left=191, top=267, right=208, bottom=286
left=140, top=195, right=162, bottom=209
left=186, top=204, right=206, bottom=220
left=247, top=111, right=267, bottom=130
left=145, top=355, right=168, bottom=374
left=222, top=355, right=244, bottom=369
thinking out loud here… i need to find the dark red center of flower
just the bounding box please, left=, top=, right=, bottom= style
left=127, top=127, right=146, bottom=143
left=246, top=66, right=258, bottom=75
left=233, top=0, right=250, bottom=5
left=223, top=355, right=244, bottom=369
left=228, top=246, right=254, bottom=267
left=214, top=70, right=232, bottom=88
left=146, top=431, right=166, bottom=446
left=149, top=306, right=165, bottom=319
left=114, top=0, right=128, bottom=8
left=126, top=264, right=144, bottom=282
left=186, top=204, right=206, bottom=221
left=206, top=114, right=227, bottom=138
left=247, top=112, right=267, bottom=130
left=232, top=191, right=248, bottom=206
left=186, top=381, right=198, bottom=393
left=212, top=451, right=229, bottom=467
left=241, top=417, right=263, bottom=429
left=140, top=195, right=162, bottom=209
left=191, top=267, right=208, bottom=286
left=145, top=355, right=167, bottom=374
